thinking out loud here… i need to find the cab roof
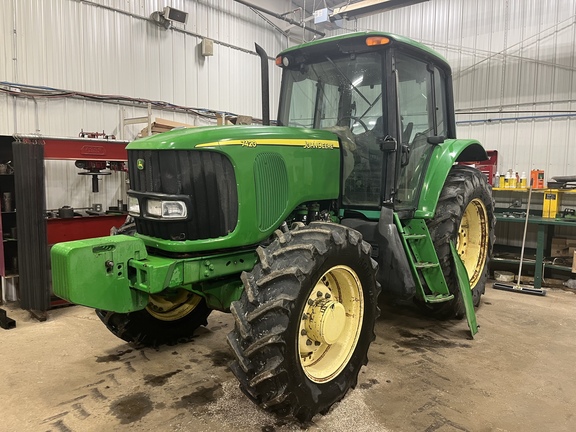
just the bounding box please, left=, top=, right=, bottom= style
left=278, top=31, right=449, bottom=70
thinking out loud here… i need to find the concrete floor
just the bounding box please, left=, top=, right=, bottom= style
left=1, top=282, right=575, bottom=432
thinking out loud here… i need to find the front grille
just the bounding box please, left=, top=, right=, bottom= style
left=129, top=150, right=238, bottom=241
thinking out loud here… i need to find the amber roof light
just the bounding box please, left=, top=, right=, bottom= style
left=366, top=36, right=390, bottom=46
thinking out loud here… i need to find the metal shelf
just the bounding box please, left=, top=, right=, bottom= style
left=496, top=214, right=576, bottom=227
left=493, top=187, right=576, bottom=194
left=492, top=257, right=572, bottom=272
left=493, top=213, right=576, bottom=288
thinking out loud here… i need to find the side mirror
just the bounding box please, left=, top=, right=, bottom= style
left=400, top=144, right=411, bottom=167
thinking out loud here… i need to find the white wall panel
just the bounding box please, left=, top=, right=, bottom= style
left=0, top=0, right=290, bottom=137
left=3, top=0, right=576, bottom=209
left=0, top=0, right=291, bottom=210
left=354, top=0, right=576, bottom=181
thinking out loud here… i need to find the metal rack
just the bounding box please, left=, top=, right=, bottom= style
left=7, top=135, right=129, bottom=313
left=493, top=214, right=576, bottom=288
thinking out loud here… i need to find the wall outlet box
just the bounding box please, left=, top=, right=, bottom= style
left=201, top=38, right=214, bottom=57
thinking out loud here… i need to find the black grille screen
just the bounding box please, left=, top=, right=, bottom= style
left=129, top=150, right=238, bottom=241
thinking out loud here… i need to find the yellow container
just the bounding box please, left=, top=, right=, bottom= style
left=542, top=189, right=560, bottom=218
left=520, top=172, right=527, bottom=188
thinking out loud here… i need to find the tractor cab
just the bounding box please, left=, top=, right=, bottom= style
left=276, top=32, right=454, bottom=217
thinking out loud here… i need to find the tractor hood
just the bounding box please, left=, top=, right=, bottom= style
left=124, top=124, right=342, bottom=253
left=127, top=125, right=341, bottom=150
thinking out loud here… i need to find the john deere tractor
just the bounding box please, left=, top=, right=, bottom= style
left=52, top=32, right=494, bottom=421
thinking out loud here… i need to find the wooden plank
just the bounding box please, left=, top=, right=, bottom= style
left=154, top=118, right=194, bottom=128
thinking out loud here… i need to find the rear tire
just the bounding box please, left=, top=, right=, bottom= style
left=424, top=165, right=495, bottom=319
left=227, top=222, right=380, bottom=422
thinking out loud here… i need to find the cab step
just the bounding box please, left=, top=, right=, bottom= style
left=394, top=215, right=451, bottom=303
left=403, top=234, right=426, bottom=240
left=424, top=293, right=455, bottom=303
left=414, top=261, right=439, bottom=269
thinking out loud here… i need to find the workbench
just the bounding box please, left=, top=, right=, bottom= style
left=493, top=214, right=576, bottom=288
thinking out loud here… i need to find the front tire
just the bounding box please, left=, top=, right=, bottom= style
left=96, top=290, right=212, bottom=347
left=425, top=165, right=495, bottom=319
left=227, top=222, right=380, bottom=422
left=97, top=217, right=212, bottom=347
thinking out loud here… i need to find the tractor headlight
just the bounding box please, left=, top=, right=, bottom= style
left=161, top=201, right=188, bottom=219
left=128, top=196, right=140, bottom=216
left=146, top=199, right=188, bottom=219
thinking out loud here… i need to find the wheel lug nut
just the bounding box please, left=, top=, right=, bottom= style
left=302, top=314, right=308, bottom=320
left=306, top=339, right=312, bottom=346
left=307, top=299, right=314, bottom=305
left=314, top=341, right=321, bottom=346
left=317, top=291, right=323, bottom=297
left=301, top=329, right=307, bottom=336
left=325, top=293, right=331, bottom=299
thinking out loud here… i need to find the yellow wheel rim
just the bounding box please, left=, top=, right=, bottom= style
left=146, top=289, right=202, bottom=321
left=457, top=198, right=489, bottom=289
left=298, top=265, right=364, bottom=383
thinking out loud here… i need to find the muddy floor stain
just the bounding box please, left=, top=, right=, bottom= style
left=359, top=378, right=380, bottom=390
left=144, top=369, right=182, bottom=386
left=396, top=329, right=471, bottom=349
left=174, top=384, right=224, bottom=409
left=109, top=392, right=153, bottom=424
left=204, top=350, right=234, bottom=367
left=95, top=349, right=134, bottom=363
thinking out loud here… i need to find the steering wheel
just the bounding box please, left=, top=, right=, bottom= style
left=339, top=116, right=369, bottom=133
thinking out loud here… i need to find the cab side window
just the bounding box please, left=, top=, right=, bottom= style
left=395, top=54, right=435, bottom=208
left=434, top=67, right=448, bottom=138
left=396, top=54, right=434, bottom=144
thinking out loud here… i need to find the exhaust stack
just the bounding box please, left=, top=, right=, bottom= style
left=255, top=43, right=270, bottom=126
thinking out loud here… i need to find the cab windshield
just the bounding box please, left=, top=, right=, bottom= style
left=278, top=52, right=385, bottom=207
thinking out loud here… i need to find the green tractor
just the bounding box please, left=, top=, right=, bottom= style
left=51, top=32, right=494, bottom=421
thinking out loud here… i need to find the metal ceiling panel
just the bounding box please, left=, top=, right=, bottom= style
left=332, top=0, right=429, bottom=19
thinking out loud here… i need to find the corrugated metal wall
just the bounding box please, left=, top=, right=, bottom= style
left=2, top=0, right=575, bottom=208
left=1, top=0, right=289, bottom=135
left=0, top=0, right=290, bottom=209
left=356, top=0, right=576, bottom=181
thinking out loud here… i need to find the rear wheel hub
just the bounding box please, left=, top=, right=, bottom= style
left=457, top=198, right=489, bottom=288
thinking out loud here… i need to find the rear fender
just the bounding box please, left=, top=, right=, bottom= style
left=415, top=139, right=487, bottom=218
